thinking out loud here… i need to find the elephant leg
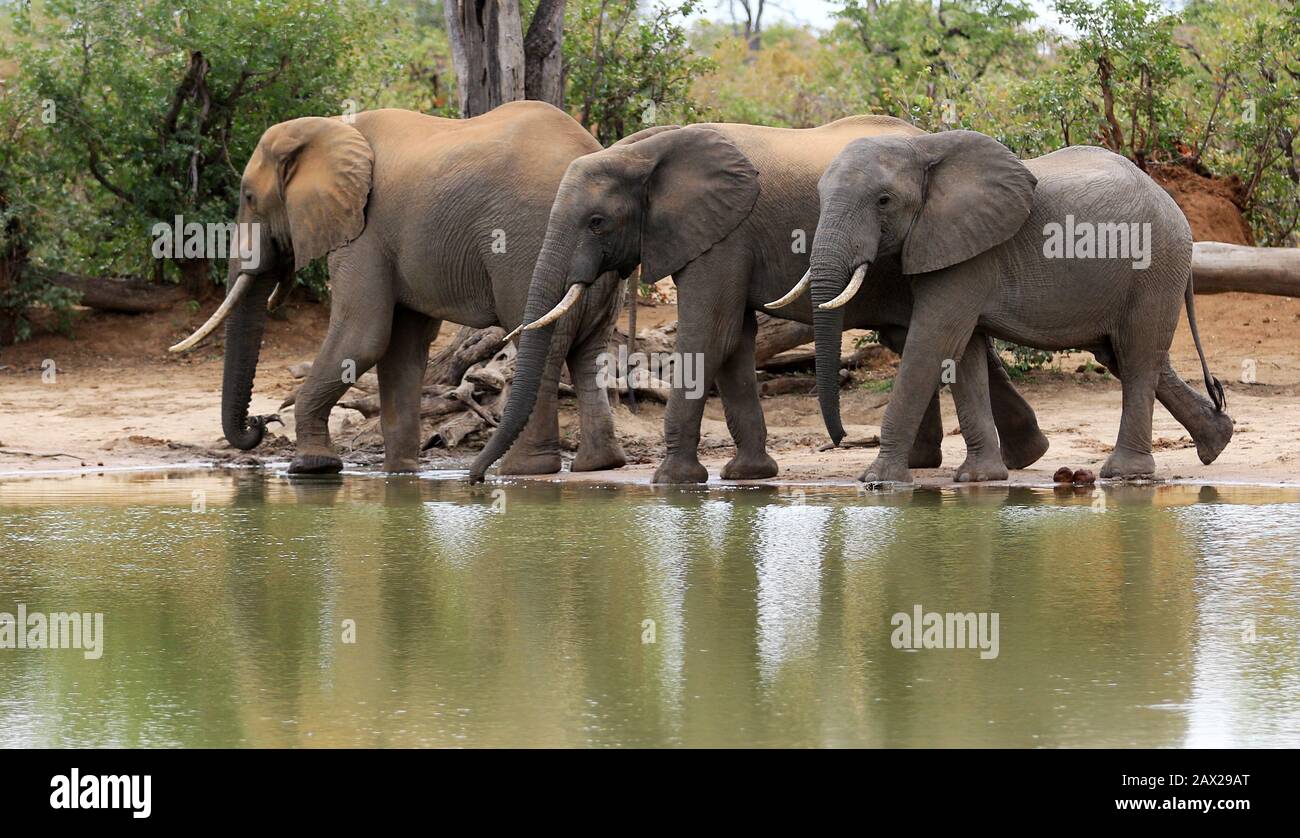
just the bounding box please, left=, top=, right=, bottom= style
left=950, top=335, right=1008, bottom=482
left=1094, top=346, right=1232, bottom=465
left=983, top=337, right=1050, bottom=468
left=1099, top=342, right=1159, bottom=479
left=862, top=282, right=983, bottom=486
left=377, top=306, right=440, bottom=473
left=568, top=323, right=627, bottom=473
left=652, top=269, right=737, bottom=484
left=497, top=338, right=565, bottom=475
left=717, top=308, right=778, bottom=480
left=292, top=308, right=394, bottom=475
left=878, top=326, right=943, bottom=469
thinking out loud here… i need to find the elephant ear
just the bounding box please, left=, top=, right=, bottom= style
left=610, top=125, right=681, bottom=147
left=258, top=116, right=374, bottom=271
left=631, top=126, right=760, bottom=283
left=901, top=130, right=1036, bottom=275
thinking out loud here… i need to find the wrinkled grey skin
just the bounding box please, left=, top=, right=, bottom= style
left=219, top=101, right=625, bottom=475
left=808, top=131, right=1232, bottom=484
left=471, top=117, right=1050, bottom=483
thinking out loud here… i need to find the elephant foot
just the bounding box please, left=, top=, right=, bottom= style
left=571, top=441, right=628, bottom=473
left=859, top=457, right=913, bottom=488
left=720, top=451, right=779, bottom=480
left=1000, top=428, right=1050, bottom=470
left=498, top=450, right=562, bottom=476
left=383, top=456, right=420, bottom=474
left=954, top=453, right=1009, bottom=483
left=1099, top=448, right=1156, bottom=480
left=1193, top=411, right=1234, bottom=465
left=907, top=444, right=943, bottom=469
left=652, top=454, right=709, bottom=484
left=289, top=453, right=344, bottom=475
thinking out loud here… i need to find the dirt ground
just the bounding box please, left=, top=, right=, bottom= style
left=2, top=286, right=1298, bottom=487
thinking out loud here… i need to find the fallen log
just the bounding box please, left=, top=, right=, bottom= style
left=1192, top=242, right=1300, bottom=297
left=426, top=325, right=507, bottom=387
left=761, top=343, right=893, bottom=374
left=754, top=313, right=814, bottom=366
left=41, top=271, right=187, bottom=313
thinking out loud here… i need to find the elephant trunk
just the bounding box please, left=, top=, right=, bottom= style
left=812, top=271, right=848, bottom=447
left=809, top=211, right=874, bottom=446
left=221, top=261, right=279, bottom=450
left=469, top=222, right=583, bottom=482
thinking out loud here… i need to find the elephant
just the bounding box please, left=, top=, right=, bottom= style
left=169, top=101, right=627, bottom=476
left=797, top=129, right=1232, bottom=484
left=469, top=116, right=1052, bottom=484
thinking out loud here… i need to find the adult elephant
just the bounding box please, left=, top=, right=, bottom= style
left=170, top=101, right=627, bottom=475
left=469, top=116, right=1051, bottom=484
left=798, top=131, right=1232, bottom=484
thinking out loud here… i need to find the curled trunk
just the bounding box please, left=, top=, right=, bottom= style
left=468, top=226, right=579, bottom=481
left=221, top=269, right=278, bottom=450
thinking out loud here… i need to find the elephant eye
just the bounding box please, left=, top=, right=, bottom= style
left=877, top=194, right=890, bottom=207
left=589, top=215, right=606, bottom=233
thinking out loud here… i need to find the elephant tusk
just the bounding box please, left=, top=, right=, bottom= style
left=169, top=273, right=254, bottom=353
left=818, top=263, right=868, bottom=310
left=764, top=269, right=811, bottom=309
left=266, top=281, right=289, bottom=313
left=501, top=322, right=524, bottom=343
left=522, top=283, right=583, bottom=332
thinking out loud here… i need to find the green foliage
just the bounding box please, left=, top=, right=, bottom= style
left=565, top=0, right=715, bottom=143
left=1180, top=0, right=1300, bottom=245
left=860, top=377, right=894, bottom=393
left=852, top=330, right=879, bottom=349
left=688, top=0, right=1299, bottom=245
left=1050, top=0, right=1188, bottom=162
left=995, top=339, right=1055, bottom=377
left=4, top=0, right=411, bottom=293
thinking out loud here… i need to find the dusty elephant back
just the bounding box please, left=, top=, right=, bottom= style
left=351, top=102, right=601, bottom=218
left=344, top=102, right=605, bottom=326
left=700, top=116, right=926, bottom=313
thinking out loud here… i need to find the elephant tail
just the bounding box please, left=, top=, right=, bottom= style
left=1185, top=272, right=1226, bottom=413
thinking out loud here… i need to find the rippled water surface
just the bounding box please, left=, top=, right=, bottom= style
left=1, top=470, right=1298, bottom=747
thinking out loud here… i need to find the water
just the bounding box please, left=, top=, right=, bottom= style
left=1, top=469, right=1298, bottom=747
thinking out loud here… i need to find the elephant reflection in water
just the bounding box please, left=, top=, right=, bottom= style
left=205, top=482, right=1207, bottom=746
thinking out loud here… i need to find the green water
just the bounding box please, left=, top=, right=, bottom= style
left=1, top=469, right=1298, bottom=748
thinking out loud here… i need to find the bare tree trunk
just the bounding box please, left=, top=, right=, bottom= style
left=0, top=213, right=26, bottom=345
left=444, top=0, right=527, bottom=118
left=524, top=0, right=566, bottom=107
left=177, top=258, right=212, bottom=301
left=625, top=271, right=638, bottom=413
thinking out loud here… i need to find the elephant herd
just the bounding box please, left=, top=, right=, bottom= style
left=170, top=100, right=1233, bottom=485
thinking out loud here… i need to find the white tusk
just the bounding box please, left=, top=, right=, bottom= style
left=502, top=323, right=524, bottom=343
left=522, top=283, right=583, bottom=332
left=168, top=273, right=254, bottom=353
left=765, top=270, right=811, bottom=309
left=818, top=263, right=868, bottom=311
left=266, top=281, right=288, bottom=312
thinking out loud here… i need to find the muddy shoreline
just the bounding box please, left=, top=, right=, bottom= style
left=3, top=291, right=1299, bottom=487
